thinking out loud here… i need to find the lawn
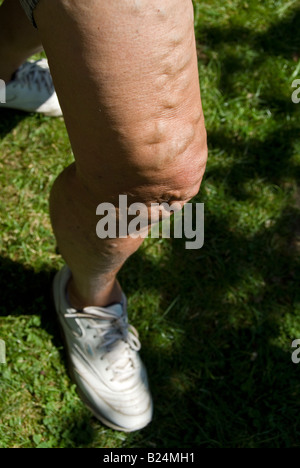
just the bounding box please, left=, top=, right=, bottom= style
left=0, top=0, right=300, bottom=448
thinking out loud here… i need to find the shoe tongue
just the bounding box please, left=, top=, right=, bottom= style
left=103, top=301, right=124, bottom=318
left=82, top=301, right=125, bottom=319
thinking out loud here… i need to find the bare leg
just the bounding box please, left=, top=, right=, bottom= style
left=33, top=0, right=207, bottom=309
left=0, top=0, right=43, bottom=81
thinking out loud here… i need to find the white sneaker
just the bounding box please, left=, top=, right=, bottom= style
left=53, top=265, right=153, bottom=432
left=0, top=59, right=62, bottom=117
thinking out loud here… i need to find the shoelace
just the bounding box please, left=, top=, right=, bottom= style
left=64, top=307, right=141, bottom=382
left=11, top=60, right=54, bottom=95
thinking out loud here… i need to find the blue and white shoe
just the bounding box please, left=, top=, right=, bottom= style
left=0, top=59, right=62, bottom=117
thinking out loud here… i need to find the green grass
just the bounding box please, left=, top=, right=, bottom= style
left=0, top=0, right=300, bottom=448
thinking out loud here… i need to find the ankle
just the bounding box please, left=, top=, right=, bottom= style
left=67, top=276, right=123, bottom=309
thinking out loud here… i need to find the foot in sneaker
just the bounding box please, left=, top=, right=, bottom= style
left=53, top=265, right=153, bottom=432
left=0, top=59, right=62, bottom=117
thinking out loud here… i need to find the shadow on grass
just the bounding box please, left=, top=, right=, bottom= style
left=207, top=125, right=300, bottom=201
left=195, top=6, right=300, bottom=78
left=0, top=257, right=55, bottom=318
left=0, top=108, right=28, bottom=138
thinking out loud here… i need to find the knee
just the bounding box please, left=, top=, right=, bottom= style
left=79, top=114, right=208, bottom=208
left=125, top=113, right=207, bottom=206
left=140, top=135, right=207, bottom=207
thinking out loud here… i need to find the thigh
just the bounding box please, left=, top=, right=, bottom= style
left=34, top=0, right=206, bottom=197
